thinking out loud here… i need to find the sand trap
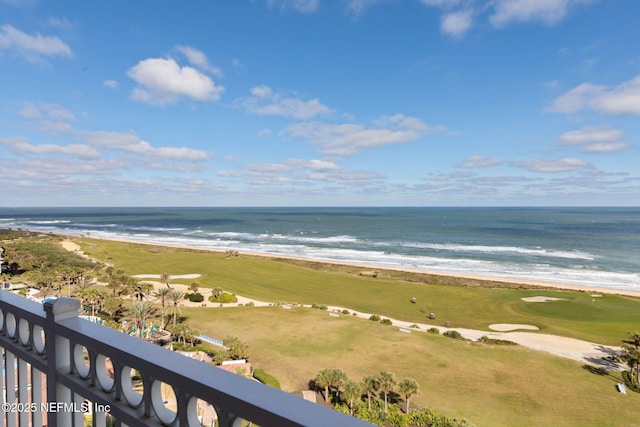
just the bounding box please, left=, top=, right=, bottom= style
left=489, top=323, right=540, bottom=332
left=521, top=296, right=567, bottom=303
left=133, top=274, right=202, bottom=279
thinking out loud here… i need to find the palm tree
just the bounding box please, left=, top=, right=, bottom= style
left=160, top=273, right=171, bottom=288
left=168, top=289, right=184, bottom=327
left=362, top=375, right=379, bottom=410
left=378, top=371, right=396, bottom=414
left=623, top=344, right=640, bottom=386
left=327, top=369, right=347, bottom=404
left=80, top=288, right=102, bottom=317
left=341, top=379, right=362, bottom=416
left=132, top=281, right=154, bottom=301
left=315, top=369, right=332, bottom=403
left=130, top=301, right=156, bottom=338
left=154, top=287, right=171, bottom=329
left=398, top=378, right=420, bottom=412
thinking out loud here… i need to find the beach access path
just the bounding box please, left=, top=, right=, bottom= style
left=60, top=240, right=623, bottom=369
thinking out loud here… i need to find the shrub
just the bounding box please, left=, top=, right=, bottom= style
left=342, top=309, right=350, bottom=315
left=185, top=292, right=204, bottom=302
left=443, top=330, right=464, bottom=340
left=253, top=368, right=281, bottom=389
left=245, top=301, right=255, bottom=307
left=410, top=324, right=420, bottom=329
left=479, top=336, right=517, bottom=346
left=369, top=314, right=381, bottom=322
left=427, top=327, right=440, bottom=334
left=622, top=371, right=640, bottom=393
left=380, top=318, right=392, bottom=325
left=208, top=293, right=238, bottom=303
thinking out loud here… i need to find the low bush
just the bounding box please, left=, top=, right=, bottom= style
left=185, top=292, right=204, bottom=302
left=208, top=293, right=238, bottom=303
left=369, top=314, right=381, bottom=322
left=342, top=309, right=350, bottom=315
left=380, top=318, right=393, bottom=325
left=479, top=336, right=517, bottom=346
left=253, top=368, right=281, bottom=389
left=443, top=330, right=464, bottom=340
left=427, top=327, right=440, bottom=334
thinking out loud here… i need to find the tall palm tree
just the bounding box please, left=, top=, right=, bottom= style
left=130, top=301, right=155, bottom=338
left=160, top=273, right=171, bottom=288
left=378, top=371, right=396, bottom=414
left=168, top=289, right=184, bottom=327
left=398, top=378, right=420, bottom=412
left=341, top=380, right=362, bottom=416
left=315, top=369, right=331, bottom=403
left=154, top=287, right=170, bottom=329
left=362, top=375, right=379, bottom=410
left=132, top=281, right=154, bottom=301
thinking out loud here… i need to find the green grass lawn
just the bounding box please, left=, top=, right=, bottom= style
left=80, top=238, right=640, bottom=345
left=183, top=305, right=640, bottom=427
left=71, top=237, right=640, bottom=425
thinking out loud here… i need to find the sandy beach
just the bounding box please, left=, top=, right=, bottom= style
left=61, top=237, right=640, bottom=298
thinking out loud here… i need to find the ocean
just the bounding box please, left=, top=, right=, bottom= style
left=0, top=207, right=638, bottom=291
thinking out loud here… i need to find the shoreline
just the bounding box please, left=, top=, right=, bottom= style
left=63, top=233, right=640, bottom=298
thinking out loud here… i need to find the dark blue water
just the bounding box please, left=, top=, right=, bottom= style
left=1, top=207, right=638, bottom=290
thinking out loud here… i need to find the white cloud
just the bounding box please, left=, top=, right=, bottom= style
left=0, top=25, right=72, bottom=61
left=549, top=75, right=640, bottom=115
left=490, top=0, right=587, bottom=28
left=238, top=85, right=332, bottom=119
left=459, top=156, right=502, bottom=168
left=174, top=45, right=223, bottom=77
left=103, top=80, right=119, bottom=89
left=345, top=0, right=387, bottom=16
left=80, top=130, right=209, bottom=161
left=285, top=114, right=444, bottom=156
left=422, top=0, right=464, bottom=7
left=441, top=9, right=474, bottom=38
left=582, top=142, right=631, bottom=153
left=19, top=102, right=75, bottom=133
left=0, top=137, right=100, bottom=159
left=557, top=126, right=632, bottom=153
left=286, top=158, right=341, bottom=171
left=20, top=102, right=76, bottom=121
left=557, top=126, right=624, bottom=145
left=127, top=58, right=224, bottom=106
left=512, top=158, right=589, bottom=173
left=266, top=0, right=319, bottom=13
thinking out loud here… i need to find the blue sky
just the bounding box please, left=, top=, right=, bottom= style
left=0, top=0, right=638, bottom=206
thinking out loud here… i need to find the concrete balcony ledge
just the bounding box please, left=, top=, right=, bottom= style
left=0, top=291, right=372, bottom=427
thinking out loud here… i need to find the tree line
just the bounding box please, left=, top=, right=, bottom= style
left=311, top=368, right=472, bottom=427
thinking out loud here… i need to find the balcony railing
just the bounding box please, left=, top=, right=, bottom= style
left=0, top=291, right=371, bottom=426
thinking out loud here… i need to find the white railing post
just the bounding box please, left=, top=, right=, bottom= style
left=44, top=298, right=80, bottom=427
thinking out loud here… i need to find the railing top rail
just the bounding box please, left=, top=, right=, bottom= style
left=0, top=289, right=47, bottom=325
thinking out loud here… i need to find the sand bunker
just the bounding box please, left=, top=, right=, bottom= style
left=489, top=323, right=540, bottom=332
left=133, top=274, right=202, bottom=279
left=521, top=296, right=567, bottom=303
